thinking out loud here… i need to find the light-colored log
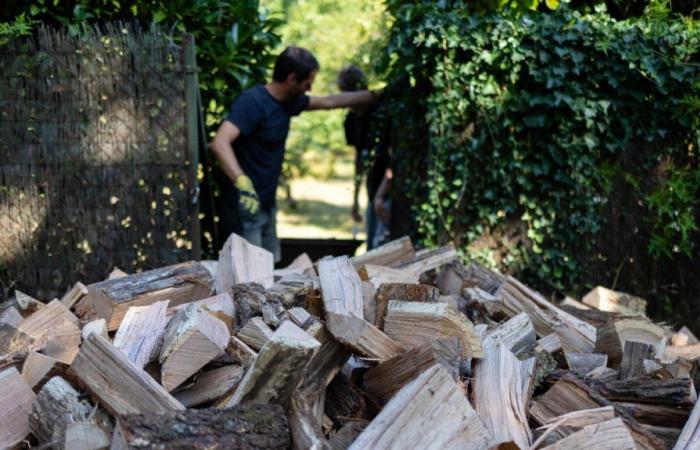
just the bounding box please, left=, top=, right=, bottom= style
left=226, top=335, right=257, bottom=368
left=565, top=353, right=608, bottom=376
left=108, top=266, right=128, bottom=279
left=373, top=283, right=439, bottom=329
left=237, top=316, right=274, bottom=351
left=483, top=312, right=536, bottom=354
left=560, top=296, right=591, bottom=310
left=358, top=264, right=419, bottom=289
left=595, top=317, right=666, bottom=367
left=349, top=364, right=492, bottom=450
left=288, top=391, right=331, bottom=450
left=0, top=367, right=35, bottom=448
left=159, top=304, right=230, bottom=391
left=319, top=256, right=364, bottom=319
left=350, top=236, right=415, bottom=270
left=70, top=333, right=184, bottom=415
left=64, top=422, right=110, bottom=450
left=113, top=300, right=169, bottom=368
left=60, top=281, right=89, bottom=308
left=541, top=417, right=636, bottom=450
left=399, top=244, right=459, bottom=276
left=384, top=300, right=483, bottom=358
left=326, top=312, right=405, bottom=361
left=174, top=364, right=244, bottom=407
left=22, top=352, right=63, bottom=390
left=679, top=326, right=699, bottom=345
left=0, top=306, right=22, bottom=326
left=166, top=292, right=235, bottom=323
left=14, top=290, right=45, bottom=315
left=664, top=343, right=700, bottom=361
left=533, top=406, right=615, bottom=448
left=674, top=389, right=700, bottom=449
left=81, top=318, right=109, bottom=341
left=215, top=232, right=273, bottom=293
left=582, top=286, right=647, bottom=316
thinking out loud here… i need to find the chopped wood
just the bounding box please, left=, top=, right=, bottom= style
left=473, top=343, right=535, bottom=449
left=536, top=333, right=563, bottom=353
left=358, top=264, right=419, bottom=289
left=166, top=292, right=235, bottom=323
left=288, top=391, right=331, bottom=450
left=595, top=317, right=667, bottom=367
left=237, top=316, right=274, bottom=351
left=615, top=401, right=691, bottom=428
left=435, top=260, right=472, bottom=295
left=582, top=286, right=647, bottom=316
left=679, top=326, right=699, bottom=345
left=174, top=364, right=244, bottom=407
left=117, top=404, right=290, bottom=449
left=560, top=296, right=591, bottom=310
left=108, top=266, right=128, bottom=279
left=286, top=252, right=315, bottom=274
left=350, top=236, right=415, bottom=270
left=533, top=406, right=615, bottom=448
left=223, top=320, right=320, bottom=408
left=619, top=340, right=656, bottom=380
left=384, top=300, right=483, bottom=358
left=361, top=281, right=377, bottom=325
left=641, top=424, right=682, bottom=449
left=29, top=376, right=92, bottom=448
left=60, top=281, right=88, bottom=308
left=673, top=332, right=691, bottom=347
left=483, top=312, right=536, bottom=354
left=585, top=366, right=620, bottom=382
left=399, top=244, right=459, bottom=276
left=64, top=422, right=110, bottom=450
left=38, top=318, right=81, bottom=364
left=319, top=256, right=364, bottom=318
left=70, top=333, right=184, bottom=415
left=541, top=417, right=636, bottom=450
left=325, top=373, right=366, bottom=426
left=298, top=330, right=349, bottom=398
left=225, top=335, right=257, bottom=368
left=15, top=289, right=45, bottom=315
left=373, top=282, right=439, bottom=328
left=287, top=306, right=315, bottom=329
left=215, top=232, right=274, bottom=293
left=22, top=352, right=63, bottom=390
left=229, top=283, right=286, bottom=329
left=664, top=343, right=700, bottom=361
left=674, top=389, right=700, bottom=449
left=325, top=312, right=405, bottom=361
left=81, top=318, right=108, bottom=341
left=159, top=303, right=229, bottom=391
left=363, top=338, right=461, bottom=403
left=88, top=261, right=212, bottom=331
left=0, top=367, right=35, bottom=449
left=0, top=321, right=35, bottom=354
left=349, top=365, right=492, bottom=450
left=0, top=306, right=22, bottom=326
left=598, top=377, right=697, bottom=406
left=565, top=353, right=608, bottom=376
left=463, top=286, right=507, bottom=320
left=329, top=420, right=368, bottom=450
left=113, top=300, right=169, bottom=369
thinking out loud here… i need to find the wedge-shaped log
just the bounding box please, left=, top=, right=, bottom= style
left=358, top=265, right=419, bottom=289
left=0, top=306, right=22, bottom=326
left=399, top=244, right=459, bottom=276
left=0, top=321, right=35, bottom=354
left=582, top=286, right=647, bottom=316
left=542, top=417, right=636, bottom=450
left=664, top=343, right=700, bottom=361
left=325, top=312, right=405, bottom=361
left=113, top=300, right=169, bottom=368
left=373, top=283, right=439, bottom=328
left=14, top=290, right=45, bottom=315
left=174, top=364, right=245, bottom=407
left=533, top=406, right=615, bottom=448
left=87, top=260, right=213, bottom=331
left=349, top=364, right=492, bottom=450
left=363, top=338, right=461, bottom=404
left=565, top=353, right=608, bottom=376
left=60, top=281, right=88, bottom=308
left=350, top=236, right=415, bottom=270
left=675, top=391, right=700, bottom=449
left=384, top=300, right=483, bottom=358
left=166, top=292, right=235, bottom=323
left=288, top=391, right=331, bottom=450
left=619, top=340, right=655, bottom=380
left=319, top=256, right=364, bottom=318
left=29, top=376, right=92, bottom=448
left=473, top=343, right=536, bottom=449
left=483, top=312, right=536, bottom=354
left=70, top=333, right=184, bottom=415
left=215, top=232, right=274, bottom=293
left=81, top=318, right=108, bottom=341
left=22, top=352, right=64, bottom=390
left=595, top=317, right=666, bottom=367
left=159, top=303, right=230, bottom=391
left=226, top=336, right=257, bottom=368
left=223, top=320, right=320, bottom=408
left=238, top=316, right=274, bottom=351
left=0, top=367, right=35, bottom=449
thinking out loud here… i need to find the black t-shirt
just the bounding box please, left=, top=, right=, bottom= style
left=344, top=103, right=391, bottom=200
left=226, top=85, right=309, bottom=208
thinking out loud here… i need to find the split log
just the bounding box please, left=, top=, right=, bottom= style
left=222, top=320, right=320, bottom=408
left=113, top=301, right=169, bottom=369
left=349, top=364, right=492, bottom=450
left=60, top=281, right=88, bottom=308
left=87, top=261, right=213, bottom=331
left=0, top=367, right=35, bottom=449
left=363, top=338, right=461, bottom=403
left=215, top=233, right=274, bottom=293
left=0, top=306, right=22, bottom=326
left=285, top=252, right=314, bottom=274
left=595, top=317, right=667, bottom=367
left=399, top=244, right=458, bottom=276
left=159, top=304, right=229, bottom=391
left=473, top=343, right=536, bottom=449
left=565, top=353, right=608, bottom=376
left=225, top=335, right=257, bottom=368
left=22, top=305, right=81, bottom=364
left=679, top=326, right=699, bottom=345
left=664, top=343, right=700, bottom=361
left=598, top=378, right=697, bottom=406
left=174, top=364, right=244, bottom=407
left=350, top=236, right=415, bottom=269
left=483, top=312, right=536, bottom=354
left=373, top=283, right=439, bottom=328
left=268, top=272, right=320, bottom=309
left=358, top=264, right=419, bottom=289
left=229, top=283, right=286, bottom=329
left=297, top=328, right=349, bottom=399
left=14, top=290, right=45, bottom=316
left=109, top=266, right=128, bottom=279
left=22, top=351, right=64, bottom=390
left=463, top=286, right=507, bottom=320
left=326, top=312, right=405, bottom=361
left=64, top=422, right=110, bottom=450
left=615, top=402, right=690, bottom=428
left=166, top=292, right=235, bottom=324
left=674, top=391, right=700, bottom=449
left=0, top=321, right=35, bottom=354
left=329, top=420, right=368, bottom=450
left=560, top=296, right=591, bottom=310
left=361, top=282, right=377, bottom=325
left=585, top=366, right=619, bottom=382
left=288, top=391, right=331, bottom=450
left=541, top=417, right=636, bottom=450
left=435, top=260, right=472, bottom=295
left=532, top=406, right=615, bottom=448
left=117, top=404, right=290, bottom=449
left=238, top=316, right=274, bottom=351
left=383, top=300, right=483, bottom=358
left=29, top=376, right=92, bottom=448
left=582, top=286, right=647, bottom=316
left=619, top=340, right=656, bottom=380
left=536, top=333, right=563, bottom=353
left=319, top=256, right=364, bottom=318
left=81, top=318, right=108, bottom=341
left=70, top=333, right=184, bottom=415
left=673, top=333, right=691, bottom=347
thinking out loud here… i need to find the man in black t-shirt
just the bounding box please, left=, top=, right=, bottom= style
left=211, top=47, right=377, bottom=261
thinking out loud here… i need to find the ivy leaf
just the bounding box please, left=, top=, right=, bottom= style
left=545, top=0, right=560, bottom=10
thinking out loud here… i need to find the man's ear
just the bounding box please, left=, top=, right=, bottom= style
left=286, top=73, right=298, bottom=85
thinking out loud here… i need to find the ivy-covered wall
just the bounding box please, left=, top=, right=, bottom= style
left=382, top=2, right=700, bottom=328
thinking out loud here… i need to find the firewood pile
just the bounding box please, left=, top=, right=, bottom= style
left=1, top=233, right=699, bottom=450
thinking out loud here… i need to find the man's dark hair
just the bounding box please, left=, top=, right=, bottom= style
left=337, top=65, right=367, bottom=92
left=272, top=46, right=320, bottom=83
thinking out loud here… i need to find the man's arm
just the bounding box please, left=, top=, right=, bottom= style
left=307, top=90, right=377, bottom=111
left=374, top=167, right=393, bottom=225
left=352, top=150, right=363, bottom=222
left=210, top=121, right=244, bottom=183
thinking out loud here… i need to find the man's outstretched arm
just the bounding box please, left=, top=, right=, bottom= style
left=211, top=121, right=244, bottom=183
left=307, top=90, right=378, bottom=110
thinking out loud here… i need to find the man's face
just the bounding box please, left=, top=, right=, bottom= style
left=287, top=71, right=317, bottom=98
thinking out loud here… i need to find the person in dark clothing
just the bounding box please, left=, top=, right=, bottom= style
left=211, top=47, right=378, bottom=261
left=338, top=65, right=391, bottom=250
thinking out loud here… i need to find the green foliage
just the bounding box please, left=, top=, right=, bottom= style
left=1, top=0, right=282, bottom=134
left=0, top=14, right=35, bottom=46
left=382, top=1, right=700, bottom=292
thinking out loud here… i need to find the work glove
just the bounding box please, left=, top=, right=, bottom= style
left=235, top=175, right=260, bottom=221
